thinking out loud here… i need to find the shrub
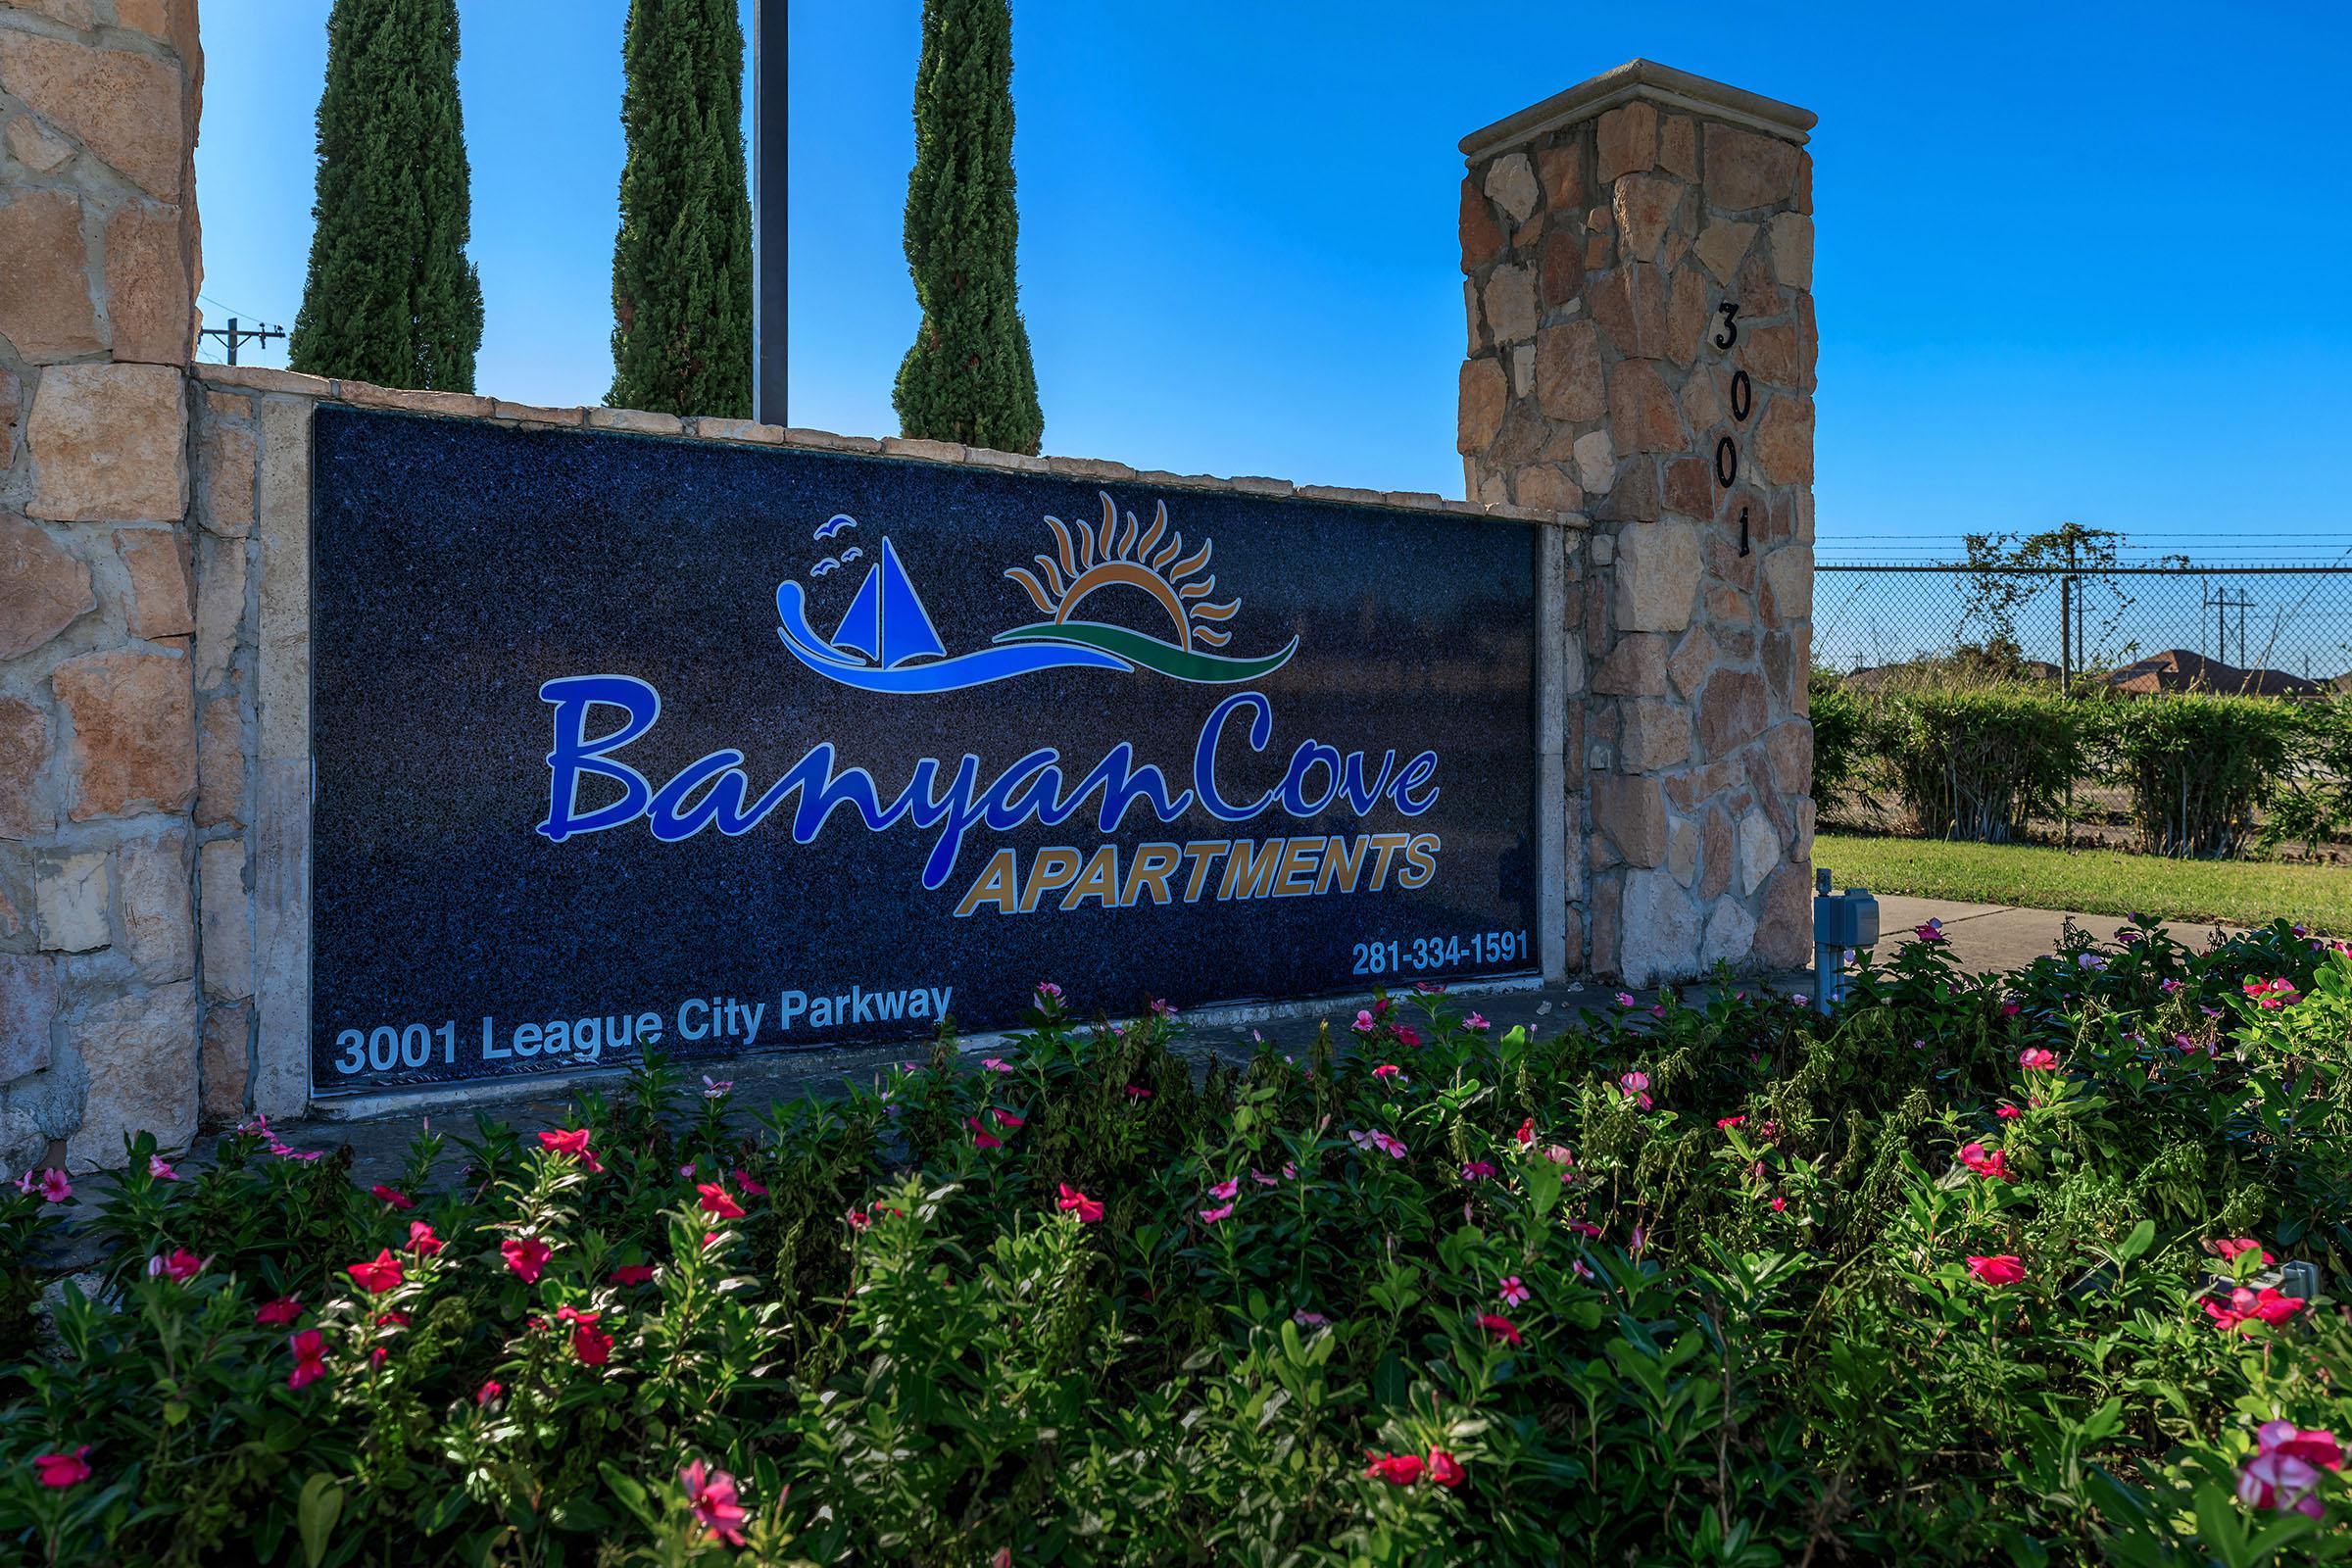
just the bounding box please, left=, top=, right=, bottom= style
left=2099, top=692, right=2302, bottom=858
left=2262, top=696, right=2352, bottom=858
left=1876, top=682, right=2089, bottom=842
left=6, top=934, right=2352, bottom=1565
left=1807, top=667, right=1870, bottom=817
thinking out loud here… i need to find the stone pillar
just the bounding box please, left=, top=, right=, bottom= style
left=1459, top=61, right=1816, bottom=983
left=0, top=0, right=207, bottom=1168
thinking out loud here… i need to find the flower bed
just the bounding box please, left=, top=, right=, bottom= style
left=5, top=924, right=2352, bottom=1564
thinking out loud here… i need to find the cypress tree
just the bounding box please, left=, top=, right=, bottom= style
left=608, top=0, right=754, bottom=417
left=289, top=0, right=483, bottom=392
left=894, top=0, right=1043, bottom=454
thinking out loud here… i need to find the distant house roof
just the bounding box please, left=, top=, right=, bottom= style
left=2336, top=671, right=2352, bottom=696
left=2100, top=649, right=2325, bottom=699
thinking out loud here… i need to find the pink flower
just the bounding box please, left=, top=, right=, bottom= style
left=1966, top=1254, right=2025, bottom=1287
left=2239, top=1451, right=2329, bottom=1520
left=1460, top=1160, right=1497, bottom=1181
left=2258, top=1421, right=2344, bottom=1472
left=1348, top=1129, right=1407, bottom=1159
left=1618, top=1071, right=1652, bottom=1111
left=1615, top=992, right=1636, bottom=1007
left=346, top=1250, right=403, bottom=1293
left=2161, top=978, right=2182, bottom=994
left=148, top=1248, right=204, bottom=1284
left=1198, top=1202, right=1234, bottom=1224
left=287, top=1329, right=328, bottom=1390
left=1207, top=1177, right=1240, bottom=1201
left=966, top=1116, right=1003, bottom=1150
left=732, top=1169, right=769, bottom=1197
left=992, top=1107, right=1025, bottom=1130
left=2243, top=977, right=2300, bottom=1010
left=2000, top=1002, right=2022, bottom=1017
left=1123, top=1085, right=1152, bottom=1100
left=701, top=1075, right=733, bottom=1100
left=476, top=1379, right=503, bottom=1406
left=1424, top=1448, right=1466, bottom=1489
left=148, top=1154, right=176, bottom=1181
left=1958, top=1143, right=2011, bottom=1181
left=1364, top=1452, right=1424, bottom=1486
left=1351, top=1009, right=1377, bottom=1035
left=1464, top=1012, right=1491, bottom=1032
left=1395, top=1025, right=1423, bottom=1048
left=255, top=1296, right=303, bottom=1327
left=1995, top=1103, right=2022, bottom=1120
left=1293, top=1309, right=1330, bottom=1327
left=566, top=1311, right=612, bottom=1366
left=406, top=1220, right=444, bottom=1256
left=680, top=1459, right=749, bottom=1545
left=2214, top=1238, right=2275, bottom=1265
left=37, top=1168, right=71, bottom=1203
left=2205, top=1287, right=2305, bottom=1333
left=1035, top=981, right=1062, bottom=1002
left=612, top=1264, right=657, bottom=1286
left=1717, top=1115, right=1745, bottom=1131
left=537, top=1127, right=605, bottom=1173
left=1477, top=1312, right=1523, bottom=1347
left=1055, top=1184, right=1103, bottom=1223
left=1498, top=1275, right=1530, bottom=1306
left=370, top=1184, right=414, bottom=1209
left=981, top=1057, right=1013, bottom=1073
left=1770, top=1196, right=1788, bottom=1212
left=1914, top=919, right=1947, bottom=944
left=32, top=1446, right=91, bottom=1488
left=2018, top=1048, right=2059, bottom=1071
left=502, top=1236, right=553, bottom=1283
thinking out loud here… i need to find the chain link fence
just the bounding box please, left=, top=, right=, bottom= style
left=1814, top=564, right=2352, bottom=692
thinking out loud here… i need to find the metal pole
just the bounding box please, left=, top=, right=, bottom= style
left=225, top=317, right=239, bottom=366
left=753, top=0, right=788, bottom=428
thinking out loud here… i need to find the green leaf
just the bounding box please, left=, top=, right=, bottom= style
left=2116, top=1218, right=2157, bottom=1267
left=298, top=1473, right=345, bottom=1568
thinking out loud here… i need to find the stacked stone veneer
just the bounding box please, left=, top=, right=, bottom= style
left=1457, top=62, right=1818, bottom=984
left=0, top=0, right=207, bottom=1172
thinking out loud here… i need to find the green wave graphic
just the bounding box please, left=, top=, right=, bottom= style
left=992, top=621, right=1298, bottom=684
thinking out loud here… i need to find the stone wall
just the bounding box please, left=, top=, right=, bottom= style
left=1457, top=61, right=1818, bottom=984
left=0, top=0, right=204, bottom=1172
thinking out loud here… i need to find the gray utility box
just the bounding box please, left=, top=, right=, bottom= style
left=1814, top=877, right=1881, bottom=950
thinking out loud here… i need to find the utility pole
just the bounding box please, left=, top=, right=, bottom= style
left=753, top=0, right=787, bottom=427
left=199, top=317, right=285, bottom=366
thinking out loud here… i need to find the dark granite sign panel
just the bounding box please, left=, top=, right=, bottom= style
left=310, top=406, right=1542, bottom=1093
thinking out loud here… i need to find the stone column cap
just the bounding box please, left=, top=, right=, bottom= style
left=1461, top=58, right=1816, bottom=159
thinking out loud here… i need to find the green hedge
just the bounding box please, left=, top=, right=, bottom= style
left=1810, top=678, right=2350, bottom=858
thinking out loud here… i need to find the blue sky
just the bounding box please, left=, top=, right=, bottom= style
left=193, top=1, right=2345, bottom=564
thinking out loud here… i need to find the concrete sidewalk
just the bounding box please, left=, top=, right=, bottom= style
left=1870, top=894, right=2243, bottom=972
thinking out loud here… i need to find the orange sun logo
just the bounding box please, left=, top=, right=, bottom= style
left=1004, top=495, right=1242, bottom=650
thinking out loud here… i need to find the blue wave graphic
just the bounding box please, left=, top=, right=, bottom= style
left=776, top=580, right=1132, bottom=693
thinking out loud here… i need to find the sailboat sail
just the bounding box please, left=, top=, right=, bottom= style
left=826, top=536, right=947, bottom=668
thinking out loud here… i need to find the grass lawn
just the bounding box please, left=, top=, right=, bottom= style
left=1815, top=830, right=2352, bottom=933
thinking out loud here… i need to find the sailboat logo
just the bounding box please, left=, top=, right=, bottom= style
left=775, top=494, right=1299, bottom=695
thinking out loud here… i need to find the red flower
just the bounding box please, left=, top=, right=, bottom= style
left=537, top=1127, right=605, bottom=1173
left=1055, top=1184, right=1103, bottom=1223
left=1477, top=1313, right=1523, bottom=1347
left=346, top=1250, right=404, bottom=1294
left=406, top=1220, right=444, bottom=1256
left=1514, top=1117, right=1535, bottom=1146
left=1716, top=1115, right=1745, bottom=1131
left=32, top=1446, right=91, bottom=1488
left=846, top=1207, right=871, bottom=1230
left=1958, top=1143, right=2010, bottom=1181
left=1965, top=1254, right=2025, bottom=1287
left=1995, top=1103, right=2022, bottom=1120
left=730, top=1168, right=768, bottom=1197
left=967, top=1116, right=1003, bottom=1150
left=2205, top=1287, right=2306, bottom=1334
left=612, top=1264, right=657, bottom=1286
left=255, top=1296, right=303, bottom=1327
left=370, top=1184, right=414, bottom=1210
left=697, top=1182, right=746, bottom=1219
left=476, top=1380, right=503, bottom=1406
left=373, top=1309, right=410, bottom=1328
left=1364, top=1452, right=1424, bottom=1486
left=993, top=1107, right=1025, bottom=1129
left=287, top=1329, right=328, bottom=1390
left=2214, top=1238, right=2276, bottom=1266
left=558, top=1305, right=613, bottom=1365
left=680, top=1459, right=749, bottom=1545
left=1424, top=1448, right=1466, bottom=1489
left=502, top=1236, right=553, bottom=1283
